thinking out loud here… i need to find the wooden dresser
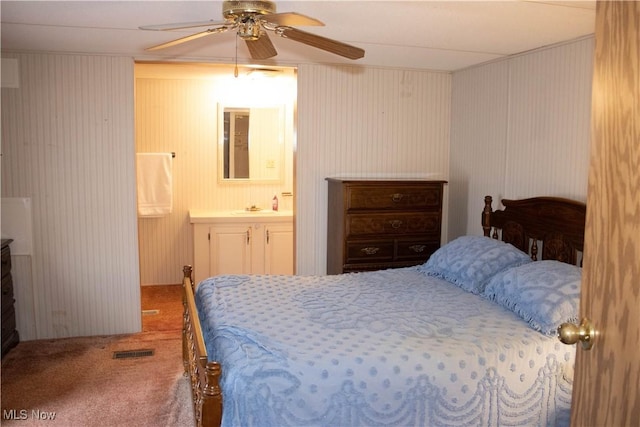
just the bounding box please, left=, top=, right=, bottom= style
left=1, top=239, right=19, bottom=357
left=326, top=179, right=446, bottom=274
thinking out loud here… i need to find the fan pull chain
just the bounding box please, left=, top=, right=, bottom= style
left=234, top=34, right=239, bottom=78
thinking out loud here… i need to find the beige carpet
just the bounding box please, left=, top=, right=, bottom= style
left=1, top=330, right=195, bottom=426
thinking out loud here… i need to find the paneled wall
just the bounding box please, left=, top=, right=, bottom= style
left=449, top=36, right=594, bottom=238
left=136, top=63, right=451, bottom=279
left=1, top=35, right=596, bottom=339
left=1, top=52, right=139, bottom=340
left=135, top=63, right=296, bottom=284
left=296, top=65, right=452, bottom=275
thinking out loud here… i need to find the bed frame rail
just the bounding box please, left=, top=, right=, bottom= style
left=182, top=265, right=223, bottom=427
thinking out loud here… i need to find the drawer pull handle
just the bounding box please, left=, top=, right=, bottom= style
left=361, top=247, right=380, bottom=255
left=409, top=244, right=426, bottom=253
left=391, top=193, right=404, bottom=202
left=389, top=220, right=403, bottom=229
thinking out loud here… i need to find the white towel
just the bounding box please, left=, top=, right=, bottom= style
left=136, top=153, right=173, bottom=217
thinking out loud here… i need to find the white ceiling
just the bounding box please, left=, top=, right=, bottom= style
left=1, top=1, right=596, bottom=71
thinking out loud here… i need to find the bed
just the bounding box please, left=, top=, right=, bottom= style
left=181, top=195, right=586, bottom=427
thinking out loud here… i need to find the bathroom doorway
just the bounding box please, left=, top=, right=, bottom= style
left=134, top=62, right=296, bottom=299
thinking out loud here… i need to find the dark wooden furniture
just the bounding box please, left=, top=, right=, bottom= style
left=326, top=178, right=447, bottom=274
left=482, top=195, right=586, bottom=265
left=2, top=239, right=19, bottom=357
left=181, top=194, right=587, bottom=427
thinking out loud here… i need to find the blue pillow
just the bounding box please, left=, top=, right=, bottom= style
left=484, top=260, right=581, bottom=336
left=417, top=235, right=532, bottom=294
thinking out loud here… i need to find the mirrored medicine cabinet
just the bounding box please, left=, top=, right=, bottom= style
left=218, top=104, right=285, bottom=183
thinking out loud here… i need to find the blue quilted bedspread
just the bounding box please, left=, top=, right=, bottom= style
left=195, top=267, right=574, bottom=427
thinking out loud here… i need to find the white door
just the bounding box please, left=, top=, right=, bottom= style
left=568, top=1, right=640, bottom=425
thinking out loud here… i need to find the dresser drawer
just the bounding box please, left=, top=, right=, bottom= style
left=346, top=212, right=441, bottom=237
left=1, top=246, right=11, bottom=279
left=1, top=306, right=16, bottom=340
left=1, top=239, right=18, bottom=358
left=1, top=275, right=14, bottom=313
left=345, top=240, right=395, bottom=264
left=346, top=238, right=439, bottom=266
left=396, top=239, right=440, bottom=261
left=346, top=184, right=442, bottom=211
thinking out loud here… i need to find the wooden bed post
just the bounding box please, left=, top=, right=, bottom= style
left=482, top=196, right=493, bottom=237
left=182, top=265, right=192, bottom=374
left=201, top=362, right=223, bottom=427
left=182, top=265, right=224, bottom=427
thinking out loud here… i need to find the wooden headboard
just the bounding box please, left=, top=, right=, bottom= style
left=482, top=195, right=586, bottom=265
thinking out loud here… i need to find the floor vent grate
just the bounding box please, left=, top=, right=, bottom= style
left=142, top=309, right=160, bottom=316
left=113, top=349, right=155, bottom=359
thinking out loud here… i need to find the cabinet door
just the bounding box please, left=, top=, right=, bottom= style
left=210, top=225, right=252, bottom=275
left=264, top=223, right=294, bottom=275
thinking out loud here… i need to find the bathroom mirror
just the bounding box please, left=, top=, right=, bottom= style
left=218, top=104, right=285, bottom=182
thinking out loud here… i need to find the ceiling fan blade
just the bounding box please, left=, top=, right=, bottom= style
left=245, top=33, right=278, bottom=59
left=140, top=20, right=228, bottom=31
left=261, top=12, right=323, bottom=27
left=145, top=28, right=228, bottom=51
left=278, top=27, right=364, bottom=60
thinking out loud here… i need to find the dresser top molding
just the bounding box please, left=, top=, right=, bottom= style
left=326, top=178, right=448, bottom=184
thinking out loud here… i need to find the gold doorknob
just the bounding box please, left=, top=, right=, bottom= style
left=557, top=318, right=596, bottom=350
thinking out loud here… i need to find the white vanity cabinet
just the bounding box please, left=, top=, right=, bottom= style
left=190, top=211, right=294, bottom=284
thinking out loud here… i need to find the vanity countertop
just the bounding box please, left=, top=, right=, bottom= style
left=189, top=210, right=293, bottom=224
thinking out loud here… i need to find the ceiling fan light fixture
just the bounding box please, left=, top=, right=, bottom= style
left=238, top=17, right=262, bottom=40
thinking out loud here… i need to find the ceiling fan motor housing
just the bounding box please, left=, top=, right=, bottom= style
left=223, top=1, right=276, bottom=19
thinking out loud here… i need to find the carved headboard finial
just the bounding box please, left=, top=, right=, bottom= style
left=482, top=196, right=493, bottom=237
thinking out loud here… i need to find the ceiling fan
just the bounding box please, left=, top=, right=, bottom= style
left=139, top=0, right=365, bottom=61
